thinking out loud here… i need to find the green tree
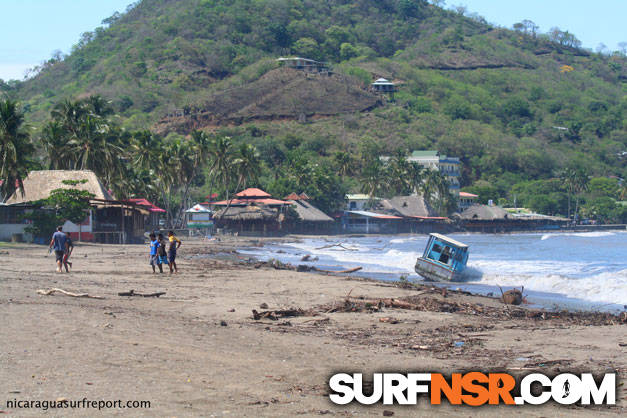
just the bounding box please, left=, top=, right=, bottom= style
left=25, top=180, right=94, bottom=239
left=292, top=37, right=320, bottom=60
left=422, top=169, right=456, bottom=216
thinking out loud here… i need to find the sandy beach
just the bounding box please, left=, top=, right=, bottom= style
left=0, top=238, right=625, bottom=417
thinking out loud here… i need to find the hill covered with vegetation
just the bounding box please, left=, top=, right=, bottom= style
left=2, top=0, right=626, bottom=223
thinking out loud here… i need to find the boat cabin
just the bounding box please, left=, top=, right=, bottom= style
left=421, top=233, right=469, bottom=274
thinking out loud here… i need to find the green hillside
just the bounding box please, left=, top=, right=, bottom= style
left=2, top=0, right=626, bottom=222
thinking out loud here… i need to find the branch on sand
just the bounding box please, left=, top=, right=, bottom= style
left=252, top=308, right=317, bottom=321
left=118, top=290, right=166, bottom=297
left=311, top=266, right=362, bottom=274
left=37, top=288, right=105, bottom=299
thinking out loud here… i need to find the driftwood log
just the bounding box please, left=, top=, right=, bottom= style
left=347, top=297, right=418, bottom=310
left=252, top=308, right=314, bottom=320
left=37, top=288, right=104, bottom=299
left=118, top=290, right=166, bottom=298
left=311, top=266, right=363, bottom=274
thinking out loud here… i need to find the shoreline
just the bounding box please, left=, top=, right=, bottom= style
left=1, top=239, right=625, bottom=416
left=235, top=233, right=627, bottom=314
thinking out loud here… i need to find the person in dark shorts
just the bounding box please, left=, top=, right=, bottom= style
left=157, top=233, right=169, bottom=273
left=49, top=226, right=68, bottom=273
left=149, top=233, right=160, bottom=273
left=63, top=236, right=74, bottom=272
left=167, top=231, right=182, bottom=274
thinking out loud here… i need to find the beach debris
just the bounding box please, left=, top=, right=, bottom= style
left=383, top=410, right=394, bottom=416
left=411, top=345, right=431, bottom=350
left=118, top=290, right=166, bottom=297
left=315, top=243, right=358, bottom=251
left=220, top=320, right=228, bottom=326
left=378, top=317, right=399, bottom=324
left=312, top=266, right=363, bottom=275
left=453, top=341, right=465, bottom=347
left=227, top=308, right=235, bottom=312
left=300, top=254, right=319, bottom=262
left=498, top=285, right=524, bottom=305
left=259, top=302, right=269, bottom=309
left=37, top=288, right=104, bottom=299
left=252, top=308, right=315, bottom=321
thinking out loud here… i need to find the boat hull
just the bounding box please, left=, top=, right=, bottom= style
left=415, top=257, right=464, bottom=282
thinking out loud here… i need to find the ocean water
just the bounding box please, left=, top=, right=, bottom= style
left=239, top=231, right=627, bottom=312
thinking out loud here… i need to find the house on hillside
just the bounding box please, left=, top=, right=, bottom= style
left=277, top=57, right=330, bottom=73
left=407, top=151, right=461, bottom=195
left=371, top=78, right=397, bottom=93
left=4, top=170, right=148, bottom=243
left=284, top=192, right=335, bottom=233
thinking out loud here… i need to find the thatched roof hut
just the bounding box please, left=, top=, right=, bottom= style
left=213, top=205, right=279, bottom=221
left=288, top=199, right=333, bottom=222
left=379, top=195, right=438, bottom=218
left=6, top=170, right=114, bottom=204
left=453, top=204, right=509, bottom=220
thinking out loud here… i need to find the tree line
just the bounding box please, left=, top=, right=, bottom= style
left=2, top=96, right=461, bottom=224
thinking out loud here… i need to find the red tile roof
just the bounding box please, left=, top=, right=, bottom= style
left=126, top=198, right=166, bottom=213
left=235, top=188, right=271, bottom=198
left=459, top=192, right=478, bottom=198
left=211, top=198, right=290, bottom=206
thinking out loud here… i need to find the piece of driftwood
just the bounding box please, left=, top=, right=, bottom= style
left=252, top=308, right=313, bottom=321
left=312, top=266, right=363, bottom=274
left=315, top=243, right=358, bottom=251
left=118, top=290, right=166, bottom=298
left=37, top=288, right=104, bottom=299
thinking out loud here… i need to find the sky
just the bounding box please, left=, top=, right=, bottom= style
left=0, top=0, right=625, bottom=81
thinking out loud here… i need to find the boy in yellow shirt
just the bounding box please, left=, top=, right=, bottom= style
left=167, top=231, right=182, bottom=273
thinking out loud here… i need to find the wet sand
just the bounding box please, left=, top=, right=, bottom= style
left=0, top=238, right=625, bottom=416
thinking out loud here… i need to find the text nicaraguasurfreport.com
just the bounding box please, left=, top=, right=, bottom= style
left=6, top=398, right=151, bottom=411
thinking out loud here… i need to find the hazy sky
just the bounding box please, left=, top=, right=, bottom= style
left=0, top=0, right=625, bottom=81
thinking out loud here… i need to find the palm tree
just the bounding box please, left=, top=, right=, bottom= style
left=0, top=99, right=33, bottom=199
left=233, top=144, right=262, bottom=189
left=422, top=169, right=455, bottom=216
left=386, top=149, right=412, bottom=196
left=407, top=162, right=425, bottom=195
left=334, top=151, right=354, bottom=178
left=360, top=158, right=386, bottom=201
left=207, top=135, right=234, bottom=199
left=40, top=120, right=71, bottom=169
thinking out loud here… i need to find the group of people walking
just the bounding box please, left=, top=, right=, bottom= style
left=49, top=226, right=182, bottom=275
left=149, top=231, right=182, bottom=274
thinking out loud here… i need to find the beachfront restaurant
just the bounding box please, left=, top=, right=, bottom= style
left=5, top=170, right=148, bottom=244
left=341, top=210, right=402, bottom=234
left=284, top=192, right=335, bottom=233
left=210, top=188, right=292, bottom=235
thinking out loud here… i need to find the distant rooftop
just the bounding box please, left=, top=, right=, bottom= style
left=410, top=150, right=439, bottom=158
left=346, top=194, right=373, bottom=200
left=372, top=77, right=395, bottom=85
